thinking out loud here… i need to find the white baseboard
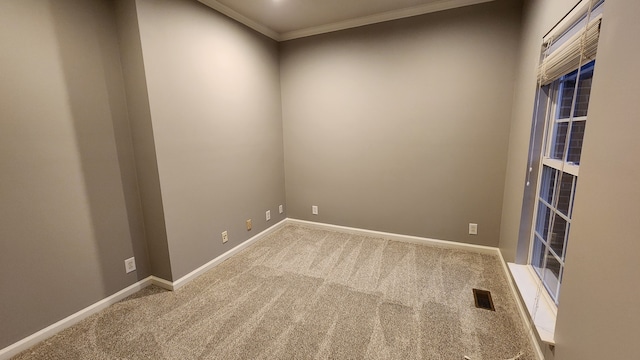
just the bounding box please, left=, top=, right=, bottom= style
left=496, top=251, right=545, bottom=360
left=0, top=219, right=287, bottom=359
left=171, top=218, right=287, bottom=290
left=290, top=219, right=545, bottom=359
left=286, top=218, right=498, bottom=254
left=149, top=275, right=174, bottom=291
left=0, top=277, right=154, bottom=360
left=1, top=218, right=542, bottom=360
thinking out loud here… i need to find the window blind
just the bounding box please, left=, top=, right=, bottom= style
left=537, top=15, right=602, bottom=86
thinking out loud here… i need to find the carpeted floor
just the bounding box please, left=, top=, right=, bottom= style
left=14, top=224, right=534, bottom=359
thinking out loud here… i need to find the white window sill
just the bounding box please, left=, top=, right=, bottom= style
left=507, top=263, right=557, bottom=345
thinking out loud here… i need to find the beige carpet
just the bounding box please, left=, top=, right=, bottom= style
left=14, top=225, right=534, bottom=359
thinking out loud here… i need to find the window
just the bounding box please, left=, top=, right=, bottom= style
left=530, top=62, right=595, bottom=303
left=525, top=0, right=603, bottom=305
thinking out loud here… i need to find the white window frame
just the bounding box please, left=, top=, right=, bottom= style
left=524, top=0, right=603, bottom=306
left=527, top=65, right=593, bottom=304
left=508, top=1, right=604, bottom=346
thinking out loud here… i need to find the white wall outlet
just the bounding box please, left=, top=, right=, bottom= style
left=222, top=230, right=228, bottom=243
left=124, top=257, right=136, bottom=273
left=279, top=204, right=283, bottom=214
left=246, top=219, right=252, bottom=231
left=469, top=223, right=478, bottom=235
left=266, top=210, right=271, bottom=221
left=312, top=205, right=318, bottom=215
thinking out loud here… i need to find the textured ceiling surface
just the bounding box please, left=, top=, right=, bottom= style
left=198, top=0, right=495, bottom=40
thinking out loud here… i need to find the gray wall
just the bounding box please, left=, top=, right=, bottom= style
left=500, top=1, right=640, bottom=359
left=0, top=0, right=148, bottom=348
left=553, top=0, right=640, bottom=358
left=115, top=0, right=172, bottom=281
left=280, top=0, right=522, bottom=247
left=0, top=0, right=285, bottom=348
left=498, top=0, right=578, bottom=264
left=6, top=0, right=638, bottom=356
left=134, top=0, right=286, bottom=280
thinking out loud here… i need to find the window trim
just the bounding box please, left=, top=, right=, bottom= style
left=527, top=60, right=595, bottom=304
left=513, top=0, right=604, bottom=346
left=508, top=263, right=557, bottom=345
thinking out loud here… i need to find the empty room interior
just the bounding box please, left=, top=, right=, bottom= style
left=1, top=0, right=638, bottom=359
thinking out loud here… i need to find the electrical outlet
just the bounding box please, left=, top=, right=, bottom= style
left=246, top=219, right=252, bottom=231
left=124, top=257, right=136, bottom=273
left=222, top=230, right=228, bottom=243
left=469, top=223, right=478, bottom=235
left=312, top=205, right=318, bottom=215
left=266, top=210, right=271, bottom=221
left=279, top=204, right=283, bottom=214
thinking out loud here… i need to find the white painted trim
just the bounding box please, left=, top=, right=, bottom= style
left=497, top=255, right=546, bottom=360
left=196, top=0, right=494, bottom=42
left=150, top=275, right=174, bottom=291
left=0, top=220, right=287, bottom=358
left=291, top=219, right=545, bottom=358
left=543, top=0, right=603, bottom=44
left=279, top=0, right=494, bottom=41
left=526, top=265, right=559, bottom=317
left=542, top=157, right=580, bottom=176
left=0, top=277, right=154, bottom=360
left=555, top=116, right=588, bottom=123
left=197, top=0, right=281, bottom=41
left=2, top=219, right=543, bottom=360
left=286, top=218, right=497, bottom=254
left=508, top=264, right=558, bottom=343
left=171, top=219, right=288, bottom=290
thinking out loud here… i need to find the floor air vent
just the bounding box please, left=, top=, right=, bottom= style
left=473, top=289, right=495, bottom=311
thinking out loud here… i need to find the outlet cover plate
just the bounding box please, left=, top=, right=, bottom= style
left=469, top=223, right=478, bottom=235
left=125, top=257, right=136, bottom=273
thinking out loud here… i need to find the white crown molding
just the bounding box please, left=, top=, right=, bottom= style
left=197, top=0, right=281, bottom=41
left=280, top=0, right=495, bottom=41
left=198, top=0, right=494, bottom=42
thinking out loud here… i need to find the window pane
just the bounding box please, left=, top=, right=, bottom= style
left=543, top=251, right=562, bottom=299
left=558, top=77, right=576, bottom=119
left=531, top=60, right=595, bottom=305
left=557, top=172, right=575, bottom=216
left=556, top=62, right=594, bottom=119
left=570, top=179, right=578, bottom=216
left=573, top=63, right=595, bottom=117
left=549, top=213, right=568, bottom=258
left=535, top=202, right=552, bottom=240
left=557, top=266, right=564, bottom=302
left=567, top=121, right=586, bottom=164
left=540, top=166, right=557, bottom=204
left=551, top=122, right=568, bottom=160
left=532, top=236, right=546, bottom=273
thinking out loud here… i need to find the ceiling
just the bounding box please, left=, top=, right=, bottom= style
left=197, top=0, right=495, bottom=41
